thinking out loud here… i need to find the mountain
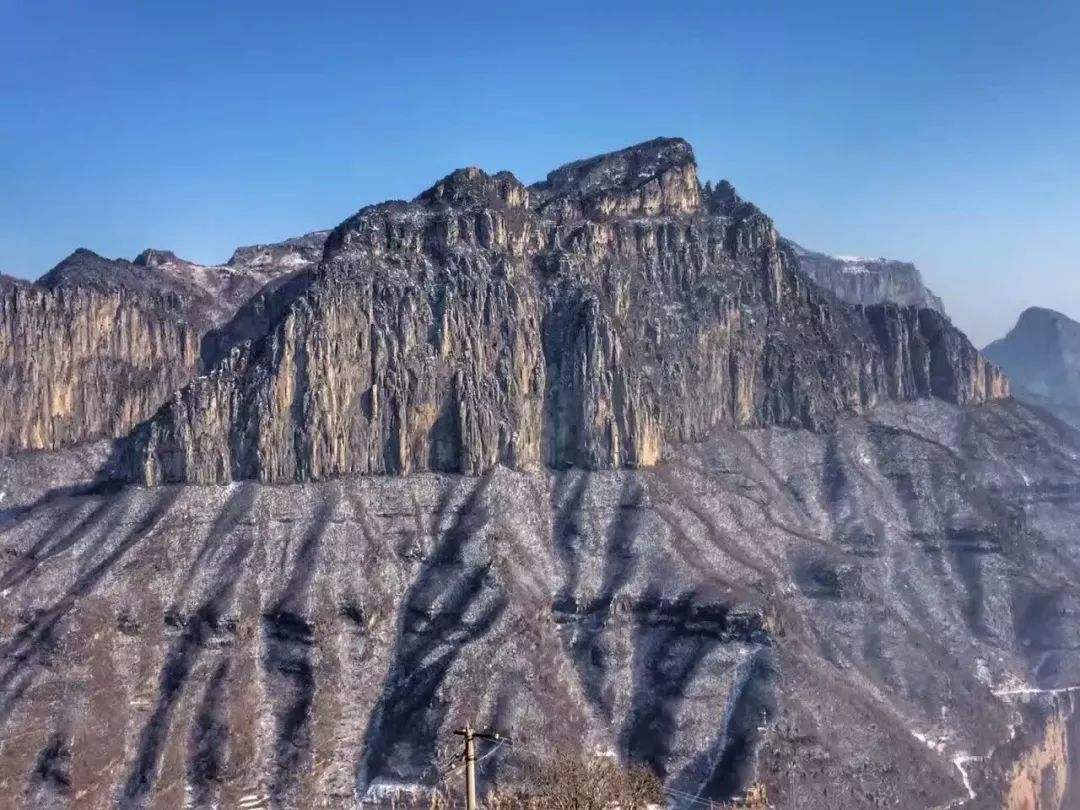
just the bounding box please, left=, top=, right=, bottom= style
left=124, top=140, right=1003, bottom=485
left=0, top=232, right=327, bottom=455
left=786, top=240, right=947, bottom=313
left=6, top=138, right=1080, bottom=810
left=983, top=307, right=1080, bottom=426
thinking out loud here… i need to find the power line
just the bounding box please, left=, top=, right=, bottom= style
left=663, top=786, right=716, bottom=808
left=475, top=739, right=505, bottom=775
left=451, top=725, right=512, bottom=810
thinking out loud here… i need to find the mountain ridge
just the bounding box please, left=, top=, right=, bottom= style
left=122, top=137, right=1006, bottom=485
left=3, top=137, right=1079, bottom=810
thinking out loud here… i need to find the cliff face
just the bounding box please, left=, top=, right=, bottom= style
left=0, top=281, right=199, bottom=454
left=0, top=234, right=328, bottom=456
left=126, top=138, right=1007, bottom=485
left=984, top=307, right=1080, bottom=426
left=786, top=240, right=947, bottom=313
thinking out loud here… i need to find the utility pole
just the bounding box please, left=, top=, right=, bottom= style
left=453, top=725, right=512, bottom=810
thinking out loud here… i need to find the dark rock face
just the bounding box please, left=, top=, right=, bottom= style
left=984, top=307, right=1080, bottom=426
left=786, top=240, right=947, bottom=313
left=126, top=138, right=1006, bottom=485
left=0, top=234, right=328, bottom=455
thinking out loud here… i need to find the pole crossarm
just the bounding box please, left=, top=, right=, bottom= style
left=451, top=725, right=513, bottom=810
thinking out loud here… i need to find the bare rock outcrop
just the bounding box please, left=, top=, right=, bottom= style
left=786, top=240, right=947, bottom=313
left=0, top=233, right=328, bottom=455
left=126, top=138, right=1007, bottom=485
left=0, top=279, right=199, bottom=454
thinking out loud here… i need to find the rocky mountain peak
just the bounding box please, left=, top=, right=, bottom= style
left=984, top=306, right=1080, bottom=426
left=226, top=230, right=329, bottom=269
left=44, top=247, right=119, bottom=277
left=132, top=248, right=183, bottom=268
left=993, top=306, right=1079, bottom=352
left=39, top=248, right=189, bottom=306
left=0, top=230, right=332, bottom=455
left=704, top=179, right=749, bottom=215
left=417, top=167, right=529, bottom=210
left=1014, top=305, right=1075, bottom=333
left=124, top=138, right=1006, bottom=485
left=530, top=136, right=700, bottom=218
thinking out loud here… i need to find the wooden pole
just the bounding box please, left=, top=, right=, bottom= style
left=464, top=725, right=478, bottom=810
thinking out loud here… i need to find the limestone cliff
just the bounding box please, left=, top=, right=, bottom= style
left=786, top=240, right=947, bottom=313
left=0, top=279, right=199, bottom=454
left=0, top=233, right=328, bottom=455
left=126, top=138, right=1007, bottom=485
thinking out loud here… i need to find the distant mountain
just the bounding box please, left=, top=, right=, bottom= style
left=984, top=307, right=1080, bottom=425
left=785, top=240, right=946, bottom=313
left=39, top=231, right=328, bottom=329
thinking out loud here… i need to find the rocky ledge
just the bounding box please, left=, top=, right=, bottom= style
left=124, top=138, right=1007, bottom=485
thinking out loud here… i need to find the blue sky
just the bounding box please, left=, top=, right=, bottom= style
left=2, top=0, right=1077, bottom=345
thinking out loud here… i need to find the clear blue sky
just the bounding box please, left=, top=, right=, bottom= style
left=2, top=0, right=1078, bottom=345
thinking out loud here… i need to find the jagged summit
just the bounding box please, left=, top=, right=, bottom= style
left=415, top=167, right=529, bottom=210
left=530, top=136, right=700, bottom=217
left=39, top=248, right=197, bottom=314
left=132, top=248, right=183, bottom=267
left=2, top=139, right=1072, bottom=810
left=0, top=230, right=330, bottom=454
left=532, top=137, right=694, bottom=195
left=703, top=178, right=750, bottom=215
left=125, top=138, right=1006, bottom=485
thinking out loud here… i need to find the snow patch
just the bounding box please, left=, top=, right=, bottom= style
left=835, top=255, right=883, bottom=264
left=361, top=781, right=431, bottom=803
left=949, top=754, right=981, bottom=806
